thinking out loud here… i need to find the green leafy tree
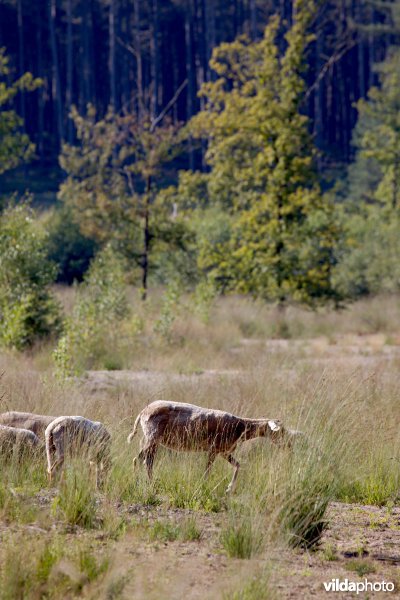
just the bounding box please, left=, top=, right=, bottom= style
left=190, top=0, right=340, bottom=306
left=354, top=49, right=400, bottom=209
left=333, top=208, right=400, bottom=297
left=334, top=46, right=400, bottom=297
left=59, top=106, right=186, bottom=299
left=0, top=49, right=41, bottom=175
left=0, top=202, right=61, bottom=349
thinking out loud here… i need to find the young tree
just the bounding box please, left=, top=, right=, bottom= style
left=0, top=202, right=61, bottom=350
left=0, top=49, right=41, bottom=175
left=354, top=48, right=400, bottom=209
left=59, top=106, right=185, bottom=298
left=190, top=0, right=340, bottom=306
left=334, top=45, right=400, bottom=298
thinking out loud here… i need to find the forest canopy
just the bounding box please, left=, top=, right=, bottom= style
left=1, top=0, right=400, bottom=349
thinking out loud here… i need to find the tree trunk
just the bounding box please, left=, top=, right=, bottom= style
left=133, top=0, right=144, bottom=120
left=17, top=0, right=26, bottom=127
left=66, top=0, right=73, bottom=143
left=185, top=0, right=195, bottom=169
left=109, top=0, right=117, bottom=109
left=150, top=0, right=160, bottom=118
left=36, top=4, right=45, bottom=161
left=205, top=0, right=215, bottom=79
left=355, top=0, right=366, bottom=99
left=314, top=4, right=324, bottom=171
left=142, top=176, right=152, bottom=301
left=249, top=0, right=256, bottom=40
left=81, top=0, right=92, bottom=111
left=49, top=0, right=64, bottom=146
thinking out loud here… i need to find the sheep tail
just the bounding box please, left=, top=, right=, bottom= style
left=127, top=412, right=142, bottom=444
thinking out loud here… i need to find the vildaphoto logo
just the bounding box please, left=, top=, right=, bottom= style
left=323, top=578, right=395, bottom=594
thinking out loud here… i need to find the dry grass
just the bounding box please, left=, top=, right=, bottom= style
left=0, top=292, right=400, bottom=598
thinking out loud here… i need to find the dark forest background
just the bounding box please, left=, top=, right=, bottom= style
left=0, top=0, right=397, bottom=176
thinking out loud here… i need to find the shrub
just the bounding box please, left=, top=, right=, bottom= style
left=47, top=206, right=98, bottom=284
left=153, top=280, right=182, bottom=343
left=0, top=202, right=61, bottom=349
left=333, top=208, right=400, bottom=298
left=53, top=245, right=129, bottom=376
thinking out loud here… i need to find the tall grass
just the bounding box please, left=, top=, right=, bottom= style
left=51, top=461, right=98, bottom=528
left=0, top=534, right=110, bottom=599
left=0, top=293, right=399, bottom=595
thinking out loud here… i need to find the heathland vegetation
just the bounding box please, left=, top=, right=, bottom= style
left=0, top=0, right=400, bottom=597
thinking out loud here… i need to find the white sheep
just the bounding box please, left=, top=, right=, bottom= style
left=0, top=423, right=40, bottom=458
left=127, top=400, right=299, bottom=493
left=0, top=411, right=56, bottom=440
left=45, top=416, right=111, bottom=485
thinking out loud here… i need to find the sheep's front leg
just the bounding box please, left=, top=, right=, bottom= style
left=48, top=455, right=64, bottom=482
left=225, top=454, right=240, bottom=494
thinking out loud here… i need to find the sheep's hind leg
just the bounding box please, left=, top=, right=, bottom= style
left=224, top=454, right=240, bottom=494
left=204, top=451, right=216, bottom=478
left=132, top=437, right=146, bottom=469
left=143, top=444, right=157, bottom=480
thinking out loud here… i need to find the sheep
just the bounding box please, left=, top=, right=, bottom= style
left=45, top=416, right=111, bottom=486
left=127, top=400, right=300, bottom=494
left=0, top=423, right=40, bottom=458
left=0, top=411, right=56, bottom=441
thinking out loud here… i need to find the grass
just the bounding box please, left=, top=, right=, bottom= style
left=0, top=292, right=400, bottom=596
left=0, top=534, right=109, bottom=599
left=220, top=515, right=263, bottom=559
left=51, top=462, right=98, bottom=528
left=223, top=570, right=276, bottom=600
left=346, top=559, right=377, bottom=577
left=179, top=515, right=202, bottom=541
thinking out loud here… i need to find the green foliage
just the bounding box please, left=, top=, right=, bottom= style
left=190, top=0, right=340, bottom=306
left=47, top=205, right=98, bottom=283
left=336, top=48, right=400, bottom=298
left=333, top=208, right=400, bottom=297
left=0, top=49, right=41, bottom=175
left=354, top=48, right=400, bottom=210
left=59, top=106, right=188, bottom=291
left=53, top=245, right=128, bottom=376
left=153, top=280, right=182, bottom=343
left=0, top=202, right=61, bottom=349
left=193, top=278, right=217, bottom=324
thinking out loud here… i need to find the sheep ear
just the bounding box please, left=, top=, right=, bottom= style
left=267, top=420, right=281, bottom=432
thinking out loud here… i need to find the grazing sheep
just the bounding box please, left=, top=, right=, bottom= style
left=0, top=423, right=40, bottom=458
left=45, top=416, right=111, bottom=485
left=0, top=411, right=56, bottom=440
left=127, top=400, right=299, bottom=493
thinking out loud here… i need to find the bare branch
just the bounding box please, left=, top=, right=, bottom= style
left=150, top=79, right=188, bottom=132
left=304, top=38, right=357, bottom=103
